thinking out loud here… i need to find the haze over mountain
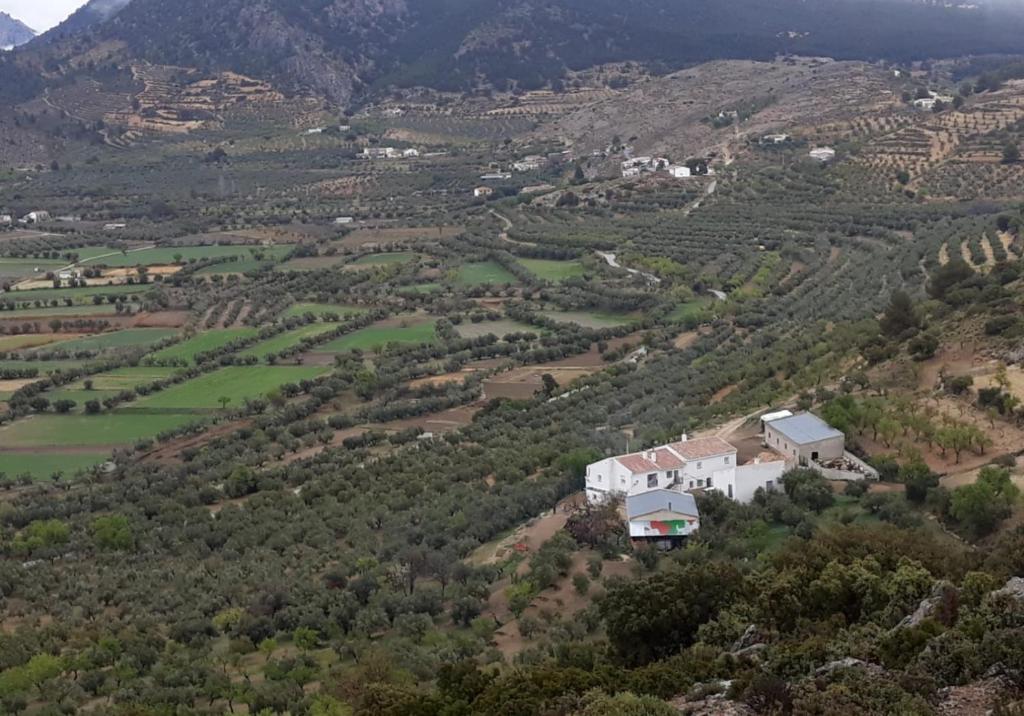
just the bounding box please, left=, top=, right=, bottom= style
left=6, top=0, right=1024, bottom=107
left=0, top=10, right=34, bottom=49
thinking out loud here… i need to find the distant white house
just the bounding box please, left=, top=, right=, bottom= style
left=913, top=91, right=955, bottom=111
left=20, top=211, right=50, bottom=224
left=334, top=216, right=354, bottom=225
left=0, top=214, right=11, bottom=226
left=667, top=165, right=692, bottom=178
left=402, top=148, right=420, bottom=158
left=103, top=223, right=127, bottom=231
left=761, top=133, right=790, bottom=145
left=809, top=147, right=836, bottom=163
left=362, top=147, right=401, bottom=160
left=622, top=166, right=642, bottom=178
left=303, top=127, right=326, bottom=135
left=512, top=155, right=543, bottom=172
left=479, top=172, right=511, bottom=181
left=473, top=186, right=494, bottom=198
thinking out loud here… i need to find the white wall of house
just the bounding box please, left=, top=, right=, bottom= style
left=586, top=450, right=741, bottom=503
left=733, top=461, right=787, bottom=502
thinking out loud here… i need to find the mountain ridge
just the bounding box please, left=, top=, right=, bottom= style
left=5, top=0, right=1024, bottom=108
left=0, top=11, right=35, bottom=49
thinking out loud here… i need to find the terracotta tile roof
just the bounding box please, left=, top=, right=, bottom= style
left=653, top=447, right=685, bottom=470
left=668, top=436, right=736, bottom=460
left=616, top=454, right=658, bottom=473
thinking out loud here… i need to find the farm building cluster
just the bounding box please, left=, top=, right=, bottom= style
left=587, top=412, right=877, bottom=547
left=621, top=155, right=709, bottom=179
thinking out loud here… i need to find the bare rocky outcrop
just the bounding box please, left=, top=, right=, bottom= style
left=936, top=677, right=1014, bottom=716
left=895, top=581, right=959, bottom=630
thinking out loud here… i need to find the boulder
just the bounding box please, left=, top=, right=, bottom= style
left=896, top=581, right=958, bottom=630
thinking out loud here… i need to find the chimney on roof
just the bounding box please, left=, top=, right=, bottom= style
left=680, top=433, right=688, bottom=442
left=646, top=450, right=656, bottom=461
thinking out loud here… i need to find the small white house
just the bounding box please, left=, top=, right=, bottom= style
left=622, top=166, right=642, bottom=178
left=480, top=172, right=511, bottom=181
left=474, top=186, right=494, bottom=198
left=809, top=147, right=836, bottom=163
left=667, top=165, right=692, bottom=178
left=626, top=490, right=701, bottom=544
left=362, top=147, right=400, bottom=160
left=0, top=214, right=12, bottom=226
left=513, top=156, right=543, bottom=172
left=21, top=211, right=50, bottom=224
left=334, top=216, right=354, bottom=225
left=103, top=223, right=127, bottom=231
left=402, top=148, right=420, bottom=158
left=761, top=133, right=790, bottom=145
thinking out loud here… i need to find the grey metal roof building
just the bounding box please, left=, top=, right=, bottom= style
left=767, top=413, right=843, bottom=445
left=626, top=489, right=699, bottom=519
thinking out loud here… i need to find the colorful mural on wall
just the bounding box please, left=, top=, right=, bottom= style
left=639, top=518, right=697, bottom=536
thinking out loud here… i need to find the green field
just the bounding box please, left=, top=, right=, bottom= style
left=518, top=258, right=585, bottom=282
left=318, top=319, right=437, bottom=353
left=0, top=413, right=194, bottom=448
left=0, top=360, right=88, bottom=375
left=668, top=298, right=713, bottom=322
left=68, top=366, right=180, bottom=390
left=0, top=258, right=66, bottom=278
left=0, top=334, right=70, bottom=351
left=276, top=255, right=346, bottom=272
left=4, top=283, right=150, bottom=305
left=0, top=304, right=119, bottom=318
left=40, top=328, right=178, bottom=353
left=349, top=252, right=418, bottom=267
left=131, top=366, right=328, bottom=410
left=150, top=328, right=258, bottom=363
left=0, top=452, right=112, bottom=480
left=79, top=245, right=289, bottom=268
left=241, top=323, right=339, bottom=358
left=399, top=283, right=443, bottom=294
left=281, top=303, right=366, bottom=320
left=540, top=310, right=636, bottom=329
left=455, top=319, right=537, bottom=338
left=455, top=261, right=518, bottom=285
left=194, top=258, right=280, bottom=275
left=69, top=246, right=121, bottom=262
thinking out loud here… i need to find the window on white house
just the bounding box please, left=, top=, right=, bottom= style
left=724, top=456, right=730, bottom=465
left=689, top=480, right=694, bottom=488
left=697, top=479, right=704, bottom=487
left=728, top=484, right=734, bottom=498
left=707, top=477, right=713, bottom=488
left=647, top=473, right=657, bottom=488
left=696, top=461, right=702, bottom=470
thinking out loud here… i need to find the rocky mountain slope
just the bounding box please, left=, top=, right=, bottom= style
left=7, top=0, right=1024, bottom=108
left=0, top=11, right=34, bottom=49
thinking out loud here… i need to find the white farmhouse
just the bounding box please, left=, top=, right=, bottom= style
left=0, top=214, right=12, bottom=226
left=809, top=147, right=836, bottom=163
left=667, top=165, right=692, bottom=178
left=21, top=211, right=51, bottom=224
left=513, top=156, right=543, bottom=172
left=402, top=148, right=420, bottom=158
left=334, top=216, right=355, bottom=225
left=585, top=434, right=785, bottom=505
left=473, top=186, right=494, bottom=198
